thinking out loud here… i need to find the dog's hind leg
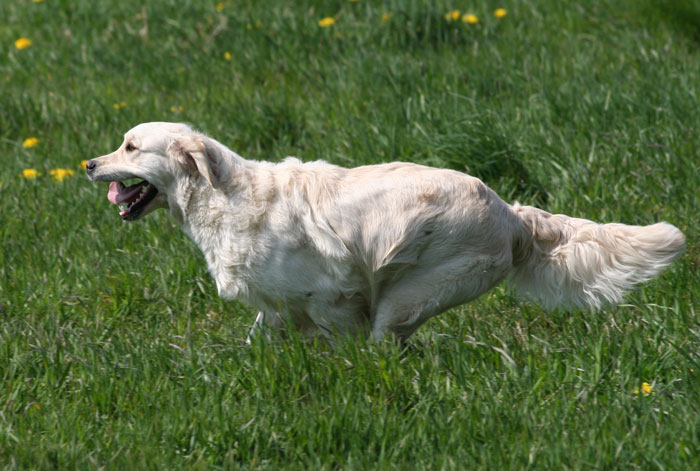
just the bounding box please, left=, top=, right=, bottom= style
left=370, top=255, right=511, bottom=342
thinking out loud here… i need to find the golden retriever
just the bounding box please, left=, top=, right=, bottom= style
left=86, top=122, right=685, bottom=342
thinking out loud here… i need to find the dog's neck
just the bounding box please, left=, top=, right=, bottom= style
left=169, top=160, right=274, bottom=300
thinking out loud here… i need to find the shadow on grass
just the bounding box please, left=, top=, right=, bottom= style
left=426, top=118, right=549, bottom=205
left=641, top=0, right=700, bottom=47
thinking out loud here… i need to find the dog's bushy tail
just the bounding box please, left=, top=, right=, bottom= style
left=510, top=204, right=685, bottom=310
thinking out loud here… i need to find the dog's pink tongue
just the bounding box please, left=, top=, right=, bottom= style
left=107, top=182, right=122, bottom=204
left=108, top=181, right=141, bottom=204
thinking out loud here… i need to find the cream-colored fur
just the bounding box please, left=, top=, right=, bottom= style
left=87, top=122, right=686, bottom=342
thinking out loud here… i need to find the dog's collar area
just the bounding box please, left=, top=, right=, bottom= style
left=107, top=180, right=159, bottom=221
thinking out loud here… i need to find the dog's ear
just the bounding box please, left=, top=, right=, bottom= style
left=168, top=136, right=225, bottom=189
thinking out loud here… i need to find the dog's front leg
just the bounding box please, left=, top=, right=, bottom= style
left=246, top=311, right=288, bottom=344
left=246, top=312, right=266, bottom=345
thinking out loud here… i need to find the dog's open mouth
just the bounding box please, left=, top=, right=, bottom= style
left=108, top=180, right=159, bottom=221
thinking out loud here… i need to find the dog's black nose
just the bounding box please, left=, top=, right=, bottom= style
left=85, top=160, right=97, bottom=172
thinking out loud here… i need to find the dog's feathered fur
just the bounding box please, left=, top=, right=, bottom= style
left=87, top=122, right=686, bottom=341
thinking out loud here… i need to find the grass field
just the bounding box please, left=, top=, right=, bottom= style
left=2, top=0, right=700, bottom=469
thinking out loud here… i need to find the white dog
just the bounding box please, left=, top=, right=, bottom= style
left=86, top=122, right=685, bottom=342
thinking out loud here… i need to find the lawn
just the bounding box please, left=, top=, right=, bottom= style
left=1, top=0, right=699, bottom=469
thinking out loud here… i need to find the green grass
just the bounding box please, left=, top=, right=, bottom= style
left=1, top=0, right=699, bottom=469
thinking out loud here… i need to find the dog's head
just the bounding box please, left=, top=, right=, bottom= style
left=86, top=122, right=228, bottom=221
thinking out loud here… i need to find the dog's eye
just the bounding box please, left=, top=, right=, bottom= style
left=125, top=143, right=136, bottom=152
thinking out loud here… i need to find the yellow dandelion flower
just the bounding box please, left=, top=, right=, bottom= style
left=633, top=382, right=654, bottom=396
left=224, top=51, right=232, bottom=60
left=216, top=2, right=225, bottom=11
left=318, top=17, right=335, bottom=27
left=170, top=105, right=184, bottom=112
left=80, top=160, right=89, bottom=169
left=22, top=137, right=39, bottom=148
left=15, top=38, right=32, bottom=50
left=21, top=168, right=40, bottom=179
left=382, top=12, right=393, bottom=22
left=494, top=8, right=507, bottom=19
left=113, top=101, right=127, bottom=110
left=50, top=168, right=75, bottom=182
left=445, top=10, right=460, bottom=22
left=463, top=14, right=479, bottom=24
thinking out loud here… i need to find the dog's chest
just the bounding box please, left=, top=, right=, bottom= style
left=182, top=218, right=260, bottom=301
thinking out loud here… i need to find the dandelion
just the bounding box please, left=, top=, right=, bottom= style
left=113, top=101, right=127, bottom=110
left=50, top=168, right=75, bottom=182
left=21, top=169, right=40, bottom=179
left=216, top=2, right=225, bottom=11
left=494, top=8, right=507, bottom=19
left=22, top=137, right=39, bottom=148
left=224, top=51, right=232, bottom=60
left=444, top=10, right=460, bottom=22
left=633, top=382, right=654, bottom=396
left=80, top=160, right=89, bottom=169
left=462, top=14, right=479, bottom=24
left=170, top=105, right=184, bottom=112
left=381, top=12, right=393, bottom=22
left=15, top=38, right=32, bottom=50
left=318, top=17, right=335, bottom=27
